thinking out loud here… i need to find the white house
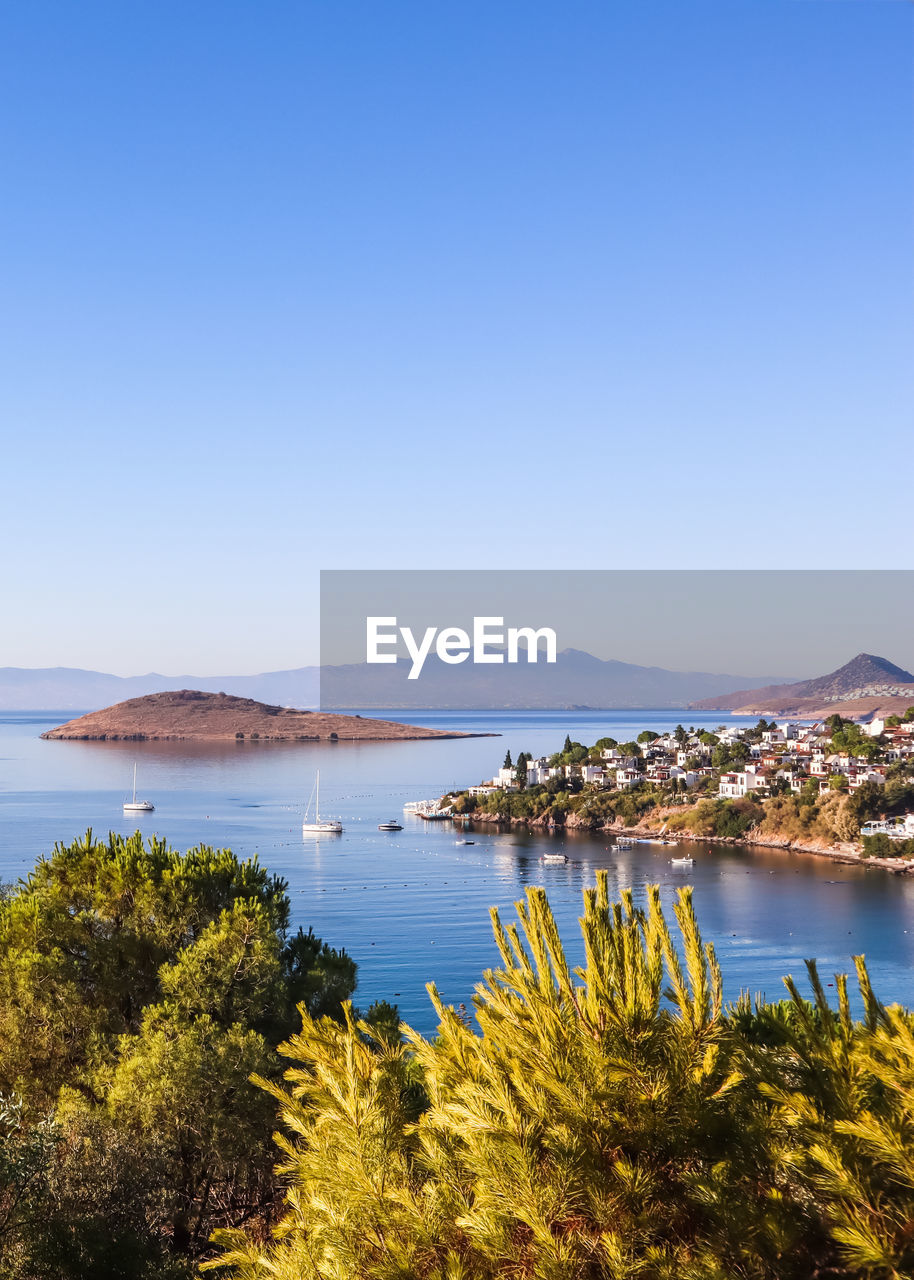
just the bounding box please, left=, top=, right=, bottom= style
left=670, top=766, right=699, bottom=787
left=718, top=767, right=768, bottom=799
left=862, top=814, right=914, bottom=839
left=847, top=768, right=886, bottom=792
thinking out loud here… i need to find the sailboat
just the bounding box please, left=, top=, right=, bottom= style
left=123, top=762, right=155, bottom=813
left=302, top=770, right=343, bottom=834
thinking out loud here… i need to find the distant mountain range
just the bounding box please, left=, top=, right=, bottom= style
left=318, top=649, right=799, bottom=709
left=9, top=653, right=913, bottom=717
left=690, top=653, right=914, bottom=717
left=0, top=666, right=321, bottom=712
left=0, top=654, right=797, bottom=712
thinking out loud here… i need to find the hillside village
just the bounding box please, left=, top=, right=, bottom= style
left=451, top=711, right=914, bottom=852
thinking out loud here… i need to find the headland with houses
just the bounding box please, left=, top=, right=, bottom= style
left=442, top=711, right=914, bottom=869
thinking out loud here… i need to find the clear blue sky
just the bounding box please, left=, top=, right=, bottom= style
left=2, top=1, right=911, bottom=674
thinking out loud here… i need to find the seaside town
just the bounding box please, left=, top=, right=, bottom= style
left=448, top=711, right=914, bottom=855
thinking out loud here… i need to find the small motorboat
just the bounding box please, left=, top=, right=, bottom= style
left=542, top=853, right=568, bottom=864
left=378, top=820, right=403, bottom=831
left=670, top=856, right=694, bottom=867
left=455, top=839, right=475, bottom=845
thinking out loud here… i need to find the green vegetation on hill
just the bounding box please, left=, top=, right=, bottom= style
left=451, top=717, right=914, bottom=846
left=209, top=875, right=914, bottom=1280
left=863, top=833, right=914, bottom=859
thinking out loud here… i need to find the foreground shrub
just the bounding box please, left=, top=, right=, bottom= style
left=0, top=832, right=360, bottom=1277
left=862, top=833, right=914, bottom=859
left=208, top=874, right=914, bottom=1280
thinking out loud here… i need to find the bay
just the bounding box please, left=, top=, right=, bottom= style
left=1, top=708, right=913, bottom=1032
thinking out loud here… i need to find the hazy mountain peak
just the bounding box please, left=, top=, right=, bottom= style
left=798, top=653, right=914, bottom=699
left=691, top=653, right=914, bottom=713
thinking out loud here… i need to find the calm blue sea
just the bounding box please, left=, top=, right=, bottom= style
left=2, top=708, right=913, bottom=1032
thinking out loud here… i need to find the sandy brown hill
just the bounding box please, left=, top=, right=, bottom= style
left=40, top=690, right=485, bottom=742
left=691, top=654, right=914, bottom=716
left=697, top=693, right=914, bottom=720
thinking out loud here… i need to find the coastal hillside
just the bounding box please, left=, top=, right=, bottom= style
left=40, top=690, right=479, bottom=742
left=690, top=653, right=914, bottom=717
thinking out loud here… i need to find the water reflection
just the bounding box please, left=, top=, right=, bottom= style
left=2, top=711, right=914, bottom=1031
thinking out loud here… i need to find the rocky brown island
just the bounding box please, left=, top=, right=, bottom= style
left=40, top=690, right=490, bottom=742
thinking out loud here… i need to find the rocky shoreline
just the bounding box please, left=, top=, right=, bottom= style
left=458, top=810, right=914, bottom=876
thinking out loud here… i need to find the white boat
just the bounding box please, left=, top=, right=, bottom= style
left=378, top=820, right=403, bottom=831
left=302, top=771, right=343, bottom=834
left=542, top=853, right=568, bottom=864
left=418, top=807, right=454, bottom=821
left=123, top=762, right=154, bottom=813
left=670, top=856, right=694, bottom=867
